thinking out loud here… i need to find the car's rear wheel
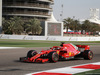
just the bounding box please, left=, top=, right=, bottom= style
left=83, top=50, right=93, bottom=60
left=27, top=50, right=37, bottom=58
left=48, top=51, right=59, bottom=62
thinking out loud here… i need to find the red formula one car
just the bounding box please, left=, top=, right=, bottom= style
left=20, top=42, right=93, bottom=63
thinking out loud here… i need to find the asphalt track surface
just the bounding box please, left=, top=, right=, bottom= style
left=0, top=45, right=100, bottom=75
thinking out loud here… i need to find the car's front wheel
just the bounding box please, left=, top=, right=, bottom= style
left=27, top=50, right=37, bottom=58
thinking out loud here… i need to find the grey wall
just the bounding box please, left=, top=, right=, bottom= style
left=0, top=34, right=100, bottom=41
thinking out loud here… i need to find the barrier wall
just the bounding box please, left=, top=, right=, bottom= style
left=0, top=34, right=100, bottom=41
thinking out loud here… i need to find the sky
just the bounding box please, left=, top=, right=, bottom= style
left=53, top=0, right=100, bottom=21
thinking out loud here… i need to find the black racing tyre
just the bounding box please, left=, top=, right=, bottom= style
left=83, top=50, right=93, bottom=60
left=48, top=51, right=59, bottom=62
left=27, top=50, right=37, bottom=58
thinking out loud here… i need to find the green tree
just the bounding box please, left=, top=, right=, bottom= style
left=63, top=17, right=100, bottom=34
left=81, top=20, right=91, bottom=32
left=26, top=18, right=42, bottom=35
left=2, top=17, right=24, bottom=34
left=90, top=23, right=100, bottom=32
left=63, top=17, right=73, bottom=32
left=71, top=19, right=81, bottom=31
left=2, top=17, right=13, bottom=34
left=11, top=17, right=24, bottom=34
left=81, top=20, right=100, bottom=34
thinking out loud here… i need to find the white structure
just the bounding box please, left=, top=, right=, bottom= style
left=0, top=0, right=2, bottom=33
left=90, top=8, right=99, bottom=20
left=80, top=8, right=100, bottom=24
left=41, top=21, right=63, bottom=36
left=89, top=8, right=100, bottom=24
left=47, top=12, right=58, bottom=22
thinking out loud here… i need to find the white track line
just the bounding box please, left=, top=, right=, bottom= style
left=0, top=47, right=22, bottom=49
left=26, top=62, right=100, bottom=75
left=45, top=67, right=93, bottom=74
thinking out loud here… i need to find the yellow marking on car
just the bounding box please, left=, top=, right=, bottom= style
left=57, top=51, right=59, bottom=54
left=69, top=52, right=71, bottom=56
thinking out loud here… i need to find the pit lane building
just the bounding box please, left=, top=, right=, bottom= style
left=2, top=0, right=53, bottom=21
left=0, top=0, right=63, bottom=36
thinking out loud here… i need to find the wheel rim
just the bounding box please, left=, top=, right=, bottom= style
left=88, top=51, right=93, bottom=60
left=52, top=52, right=59, bottom=62
left=31, top=51, right=37, bottom=56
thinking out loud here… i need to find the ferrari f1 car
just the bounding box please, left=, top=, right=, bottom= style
left=20, top=42, right=93, bottom=63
